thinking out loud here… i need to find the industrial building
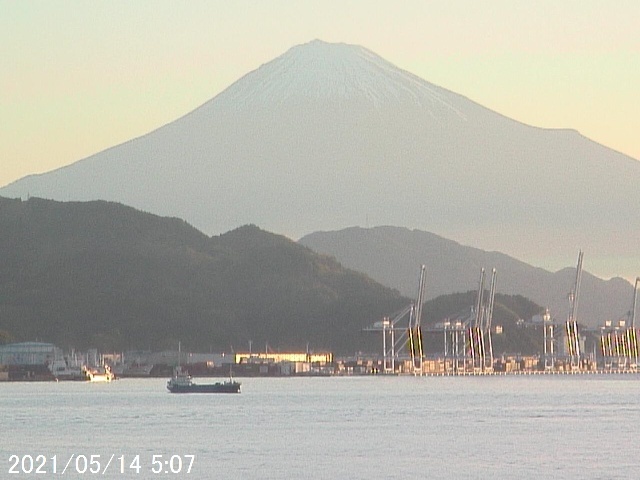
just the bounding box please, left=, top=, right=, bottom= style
left=0, top=342, right=61, bottom=366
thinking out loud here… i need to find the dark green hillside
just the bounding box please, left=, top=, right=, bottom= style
left=0, top=197, right=406, bottom=353
left=422, top=291, right=546, bottom=356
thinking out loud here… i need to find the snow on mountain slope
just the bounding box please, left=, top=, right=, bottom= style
left=213, top=40, right=466, bottom=119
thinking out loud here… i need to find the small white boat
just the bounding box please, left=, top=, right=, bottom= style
left=83, top=364, right=115, bottom=382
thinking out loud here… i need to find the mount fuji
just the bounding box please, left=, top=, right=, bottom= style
left=2, top=40, right=639, bottom=278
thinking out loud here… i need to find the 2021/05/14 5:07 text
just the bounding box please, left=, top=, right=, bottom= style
left=8, top=454, right=196, bottom=475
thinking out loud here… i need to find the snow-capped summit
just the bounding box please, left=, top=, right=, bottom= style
left=214, top=40, right=464, bottom=118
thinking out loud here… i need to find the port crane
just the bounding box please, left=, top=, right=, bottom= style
left=566, top=250, right=584, bottom=369
left=484, top=268, right=497, bottom=370
left=369, top=304, right=412, bottom=373
left=628, top=277, right=639, bottom=369
left=468, top=268, right=485, bottom=370
left=633, top=277, right=639, bottom=329
left=365, top=265, right=427, bottom=375
left=598, top=277, right=640, bottom=371
left=468, top=268, right=496, bottom=372
left=408, top=265, right=427, bottom=375
left=368, top=265, right=501, bottom=375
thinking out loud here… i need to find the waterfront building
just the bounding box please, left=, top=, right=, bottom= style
left=235, top=352, right=333, bottom=365
left=0, top=342, right=61, bottom=366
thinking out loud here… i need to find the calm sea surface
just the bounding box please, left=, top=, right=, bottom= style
left=2, top=375, right=639, bottom=479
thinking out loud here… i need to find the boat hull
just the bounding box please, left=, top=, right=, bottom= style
left=167, top=382, right=241, bottom=394
left=83, top=365, right=115, bottom=382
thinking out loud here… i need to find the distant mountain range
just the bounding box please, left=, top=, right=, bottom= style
left=0, top=197, right=407, bottom=353
left=1, top=40, right=638, bottom=279
left=299, top=226, right=636, bottom=327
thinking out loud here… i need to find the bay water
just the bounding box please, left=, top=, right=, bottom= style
left=2, top=375, right=639, bottom=479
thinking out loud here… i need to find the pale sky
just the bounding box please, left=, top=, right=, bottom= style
left=2, top=0, right=638, bottom=190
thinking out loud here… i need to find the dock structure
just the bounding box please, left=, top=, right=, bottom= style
left=364, top=265, right=427, bottom=375
left=366, top=265, right=500, bottom=376
left=366, top=253, right=640, bottom=376
left=597, top=276, right=639, bottom=371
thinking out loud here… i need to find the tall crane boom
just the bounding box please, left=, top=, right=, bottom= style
left=469, top=268, right=488, bottom=370
left=414, top=265, right=427, bottom=331
left=570, top=250, right=584, bottom=326
left=566, top=250, right=584, bottom=366
left=485, top=268, right=497, bottom=369
left=631, top=277, right=640, bottom=369
left=408, top=265, right=427, bottom=374
left=474, top=268, right=486, bottom=329
left=632, top=277, right=639, bottom=329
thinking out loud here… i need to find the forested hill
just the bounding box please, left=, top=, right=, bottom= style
left=0, top=197, right=406, bottom=354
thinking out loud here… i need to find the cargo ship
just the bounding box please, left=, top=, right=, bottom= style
left=166, top=366, right=240, bottom=393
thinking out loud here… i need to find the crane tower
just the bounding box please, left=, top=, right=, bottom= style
left=566, top=250, right=584, bottom=369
